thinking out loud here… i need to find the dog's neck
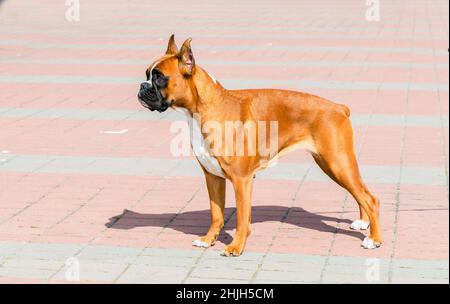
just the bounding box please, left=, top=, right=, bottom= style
left=178, top=67, right=225, bottom=117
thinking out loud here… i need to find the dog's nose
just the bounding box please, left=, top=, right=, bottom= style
left=140, top=82, right=151, bottom=91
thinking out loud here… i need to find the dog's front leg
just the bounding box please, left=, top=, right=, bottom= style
left=192, top=169, right=226, bottom=248
left=223, top=176, right=253, bottom=257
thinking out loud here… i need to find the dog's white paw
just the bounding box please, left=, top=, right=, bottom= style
left=192, top=239, right=210, bottom=248
left=361, top=237, right=379, bottom=249
left=350, top=219, right=370, bottom=230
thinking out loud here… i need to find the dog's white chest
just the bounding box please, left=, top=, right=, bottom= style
left=176, top=109, right=225, bottom=178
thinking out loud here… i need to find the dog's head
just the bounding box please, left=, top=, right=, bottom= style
left=137, top=35, right=197, bottom=112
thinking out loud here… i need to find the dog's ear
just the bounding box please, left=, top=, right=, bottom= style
left=166, top=34, right=178, bottom=55
left=178, top=38, right=195, bottom=76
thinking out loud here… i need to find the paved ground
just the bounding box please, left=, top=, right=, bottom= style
left=0, top=0, right=448, bottom=283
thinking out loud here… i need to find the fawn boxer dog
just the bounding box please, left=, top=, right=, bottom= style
left=137, top=35, right=381, bottom=256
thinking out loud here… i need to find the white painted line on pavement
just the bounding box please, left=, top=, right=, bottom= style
left=100, top=129, right=129, bottom=134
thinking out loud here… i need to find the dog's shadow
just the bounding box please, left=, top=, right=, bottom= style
left=105, top=206, right=365, bottom=243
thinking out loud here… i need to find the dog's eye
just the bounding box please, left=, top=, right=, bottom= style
left=153, top=74, right=168, bottom=88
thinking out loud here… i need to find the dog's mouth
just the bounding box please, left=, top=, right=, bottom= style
left=137, top=95, right=170, bottom=113
left=137, top=88, right=170, bottom=113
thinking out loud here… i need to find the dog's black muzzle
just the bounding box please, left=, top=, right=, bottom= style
left=137, top=82, right=170, bottom=112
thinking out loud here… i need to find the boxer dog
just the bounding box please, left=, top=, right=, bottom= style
left=137, top=35, right=381, bottom=256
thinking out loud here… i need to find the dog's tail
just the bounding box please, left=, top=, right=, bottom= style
left=339, top=104, right=351, bottom=118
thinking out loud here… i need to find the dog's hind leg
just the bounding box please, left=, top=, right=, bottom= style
left=311, top=114, right=381, bottom=249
